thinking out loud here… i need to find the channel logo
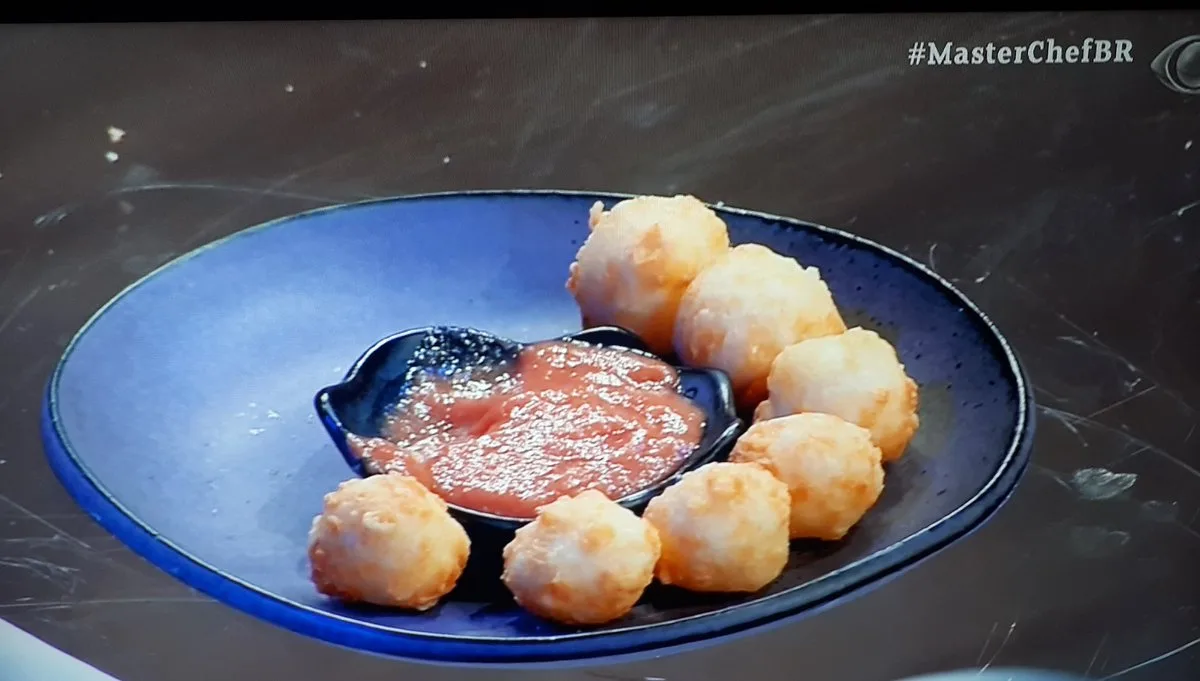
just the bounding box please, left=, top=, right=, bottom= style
left=1151, top=35, right=1200, bottom=94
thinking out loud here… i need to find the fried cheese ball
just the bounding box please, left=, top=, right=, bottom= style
left=730, top=413, right=884, bottom=541
left=308, top=474, right=470, bottom=610
left=566, top=195, right=731, bottom=356
left=673, top=243, right=847, bottom=411
left=755, top=327, right=920, bottom=462
left=642, top=462, right=790, bottom=593
left=501, top=490, right=660, bottom=626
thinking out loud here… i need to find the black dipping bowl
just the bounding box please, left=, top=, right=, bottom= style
left=314, top=325, right=742, bottom=533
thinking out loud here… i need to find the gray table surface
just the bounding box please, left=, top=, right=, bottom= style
left=1, top=13, right=1198, bottom=681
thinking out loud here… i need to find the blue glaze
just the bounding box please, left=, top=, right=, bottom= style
left=314, top=324, right=742, bottom=532
left=41, top=190, right=1034, bottom=666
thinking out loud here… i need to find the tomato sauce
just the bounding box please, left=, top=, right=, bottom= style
left=351, top=340, right=706, bottom=519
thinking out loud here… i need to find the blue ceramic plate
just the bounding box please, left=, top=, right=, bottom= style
left=42, top=191, right=1034, bottom=666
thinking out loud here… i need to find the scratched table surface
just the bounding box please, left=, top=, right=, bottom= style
left=1, top=13, right=1198, bottom=681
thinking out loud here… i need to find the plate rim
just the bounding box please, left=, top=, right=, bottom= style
left=40, top=189, right=1036, bottom=664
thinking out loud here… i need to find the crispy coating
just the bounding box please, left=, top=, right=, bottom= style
left=755, top=327, right=920, bottom=462
left=731, top=413, right=884, bottom=541
left=307, top=474, right=469, bottom=610
left=642, top=462, right=790, bottom=593
left=566, top=195, right=730, bottom=356
left=500, top=490, right=661, bottom=626
left=673, top=244, right=846, bottom=411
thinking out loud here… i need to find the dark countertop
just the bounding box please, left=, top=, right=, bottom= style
left=1, top=13, right=1198, bottom=681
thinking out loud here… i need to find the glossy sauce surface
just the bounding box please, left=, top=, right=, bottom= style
left=354, top=341, right=706, bottom=518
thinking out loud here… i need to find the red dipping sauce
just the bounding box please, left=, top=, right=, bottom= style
left=350, top=340, right=706, bottom=519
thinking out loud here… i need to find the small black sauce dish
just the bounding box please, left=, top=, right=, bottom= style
left=314, top=325, right=743, bottom=535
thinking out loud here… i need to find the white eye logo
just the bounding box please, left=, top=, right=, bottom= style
left=1151, top=35, right=1200, bottom=94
